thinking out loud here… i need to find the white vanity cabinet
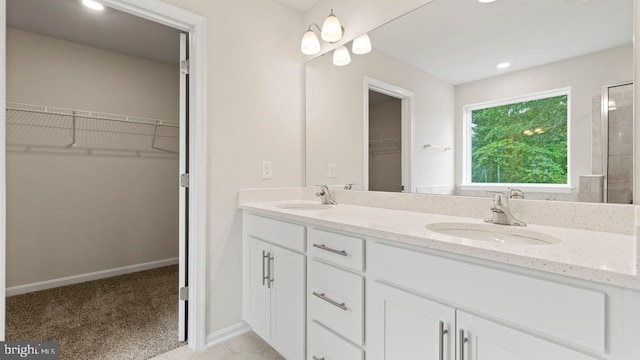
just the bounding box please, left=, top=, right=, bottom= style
left=367, top=241, right=608, bottom=360
left=242, top=209, right=639, bottom=360
left=244, top=214, right=306, bottom=360
left=368, top=281, right=455, bottom=360
left=457, top=311, right=599, bottom=360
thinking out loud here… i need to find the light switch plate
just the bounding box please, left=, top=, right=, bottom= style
left=328, top=163, right=336, bottom=178
left=262, top=161, right=273, bottom=179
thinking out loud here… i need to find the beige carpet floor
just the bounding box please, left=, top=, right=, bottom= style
left=6, top=265, right=184, bottom=360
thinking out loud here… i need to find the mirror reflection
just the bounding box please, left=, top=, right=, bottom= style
left=305, top=0, right=634, bottom=203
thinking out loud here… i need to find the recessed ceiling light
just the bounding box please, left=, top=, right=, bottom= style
left=496, top=62, right=511, bottom=69
left=82, top=0, right=105, bottom=11
left=478, top=0, right=497, bottom=3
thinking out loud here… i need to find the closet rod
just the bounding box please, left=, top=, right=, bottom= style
left=6, top=103, right=179, bottom=128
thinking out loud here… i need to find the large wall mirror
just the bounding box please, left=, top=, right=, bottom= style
left=305, top=0, right=634, bottom=203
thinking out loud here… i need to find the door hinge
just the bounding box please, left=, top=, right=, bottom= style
left=180, top=59, right=190, bottom=75
left=179, top=286, right=189, bottom=301
left=180, top=173, right=190, bottom=188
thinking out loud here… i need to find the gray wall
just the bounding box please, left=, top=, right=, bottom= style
left=6, top=28, right=180, bottom=287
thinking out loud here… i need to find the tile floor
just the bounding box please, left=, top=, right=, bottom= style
left=150, top=332, right=285, bottom=360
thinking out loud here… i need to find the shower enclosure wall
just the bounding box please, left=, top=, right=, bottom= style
left=602, top=82, right=633, bottom=204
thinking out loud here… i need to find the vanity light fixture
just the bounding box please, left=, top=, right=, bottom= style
left=523, top=129, right=534, bottom=136
left=496, top=62, right=511, bottom=69
left=333, top=46, right=351, bottom=66
left=300, top=9, right=344, bottom=56
left=301, top=26, right=321, bottom=55
left=82, top=0, right=105, bottom=11
left=321, top=9, right=344, bottom=43
left=352, top=34, right=372, bottom=55
left=534, top=128, right=545, bottom=134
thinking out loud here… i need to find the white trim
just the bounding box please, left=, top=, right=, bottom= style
left=0, top=0, right=208, bottom=350
left=458, top=184, right=574, bottom=193
left=461, top=87, right=571, bottom=187
left=6, top=258, right=179, bottom=297
left=205, top=322, right=252, bottom=348
left=364, top=77, right=416, bottom=192
left=0, top=0, right=6, bottom=342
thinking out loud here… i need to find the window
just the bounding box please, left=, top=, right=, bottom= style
left=464, top=89, right=569, bottom=186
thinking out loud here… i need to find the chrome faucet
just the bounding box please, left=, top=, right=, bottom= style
left=509, top=188, right=525, bottom=199
left=485, top=192, right=526, bottom=226
left=316, top=185, right=337, bottom=205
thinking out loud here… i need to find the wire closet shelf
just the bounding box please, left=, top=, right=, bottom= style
left=6, top=102, right=179, bottom=155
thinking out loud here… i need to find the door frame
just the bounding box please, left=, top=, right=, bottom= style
left=364, top=76, right=415, bottom=192
left=0, top=0, right=209, bottom=351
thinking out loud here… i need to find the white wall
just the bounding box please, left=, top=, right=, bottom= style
left=306, top=49, right=455, bottom=191
left=156, top=0, right=306, bottom=336
left=455, top=45, right=633, bottom=197
left=5, top=28, right=180, bottom=287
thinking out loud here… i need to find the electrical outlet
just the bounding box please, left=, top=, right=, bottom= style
left=262, top=161, right=273, bottom=179
left=328, top=163, right=336, bottom=178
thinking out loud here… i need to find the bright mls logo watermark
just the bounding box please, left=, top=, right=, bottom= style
left=0, top=342, right=58, bottom=359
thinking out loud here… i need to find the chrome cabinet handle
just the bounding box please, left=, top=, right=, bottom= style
left=262, top=250, right=269, bottom=287
left=312, top=292, right=347, bottom=311
left=439, top=321, right=448, bottom=360
left=459, top=329, right=469, bottom=360
left=313, top=244, right=347, bottom=256
left=312, top=357, right=324, bottom=360
left=267, top=253, right=274, bottom=289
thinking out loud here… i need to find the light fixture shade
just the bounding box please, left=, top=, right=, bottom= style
left=321, top=11, right=343, bottom=43
left=352, top=34, right=372, bottom=55
left=333, top=46, right=351, bottom=66
left=301, top=30, right=321, bottom=55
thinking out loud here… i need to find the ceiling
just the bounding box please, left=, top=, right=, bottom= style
left=370, top=0, right=633, bottom=85
left=7, top=0, right=181, bottom=65
left=273, top=0, right=321, bottom=12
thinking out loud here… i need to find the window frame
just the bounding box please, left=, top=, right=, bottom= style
left=461, top=87, right=572, bottom=192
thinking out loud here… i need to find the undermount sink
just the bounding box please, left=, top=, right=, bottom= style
left=426, top=222, right=561, bottom=246
left=276, top=203, right=334, bottom=211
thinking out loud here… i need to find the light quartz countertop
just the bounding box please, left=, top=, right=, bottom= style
left=240, top=200, right=638, bottom=290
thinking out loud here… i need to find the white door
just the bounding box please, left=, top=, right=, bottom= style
left=270, top=245, right=305, bottom=360
left=456, top=311, right=599, bottom=360
left=246, top=237, right=272, bottom=342
left=178, top=32, right=189, bottom=342
left=367, top=281, right=455, bottom=360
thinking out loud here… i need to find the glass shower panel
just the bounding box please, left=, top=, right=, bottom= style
left=606, top=83, right=633, bottom=204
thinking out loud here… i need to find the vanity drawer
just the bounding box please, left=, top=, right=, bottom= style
left=308, top=260, right=364, bottom=345
left=368, top=242, right=606, bottom=353
left=308, top=321, right=363, bottom=360
left=308, top=228, right=364, bottom=271
left=244, top=213, right=306, bottom=253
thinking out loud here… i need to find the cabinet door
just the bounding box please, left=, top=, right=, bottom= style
left=271, top=245, right=306, bottom=360
left=456, top=311, right=599, bottom=360
left=246, top=237, right=272, bottom=342
left=367, top=281, right=455, bottom=360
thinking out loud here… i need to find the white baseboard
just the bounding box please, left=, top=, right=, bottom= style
left=6, top=258, right=179, bottom=297
left=206, top=322, right=252, bottom=348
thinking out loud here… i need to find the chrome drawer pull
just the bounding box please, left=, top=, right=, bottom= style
left=313, top=243, right=348, bottom=256
left=313, top=292, right=347, bottom=311
left=459, top=329, right=469, bottom=360
left=312, top=357, right=324, bottom=360
left=262, top=251, right=269, bottom=287
left=439, top=321, right=448, bottom=360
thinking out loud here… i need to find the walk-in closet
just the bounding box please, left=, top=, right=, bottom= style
left=4, top=0, right=185, bottom=358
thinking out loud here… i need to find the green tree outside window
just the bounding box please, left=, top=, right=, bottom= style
left=470, top=94, right=568, bottom=184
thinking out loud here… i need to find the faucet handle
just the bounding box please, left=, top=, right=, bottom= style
left=344, top=183, right=355, bottom=190
left=509, top=188, right=525, bottom=199
left=484, top=190, right=509, bottom=206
